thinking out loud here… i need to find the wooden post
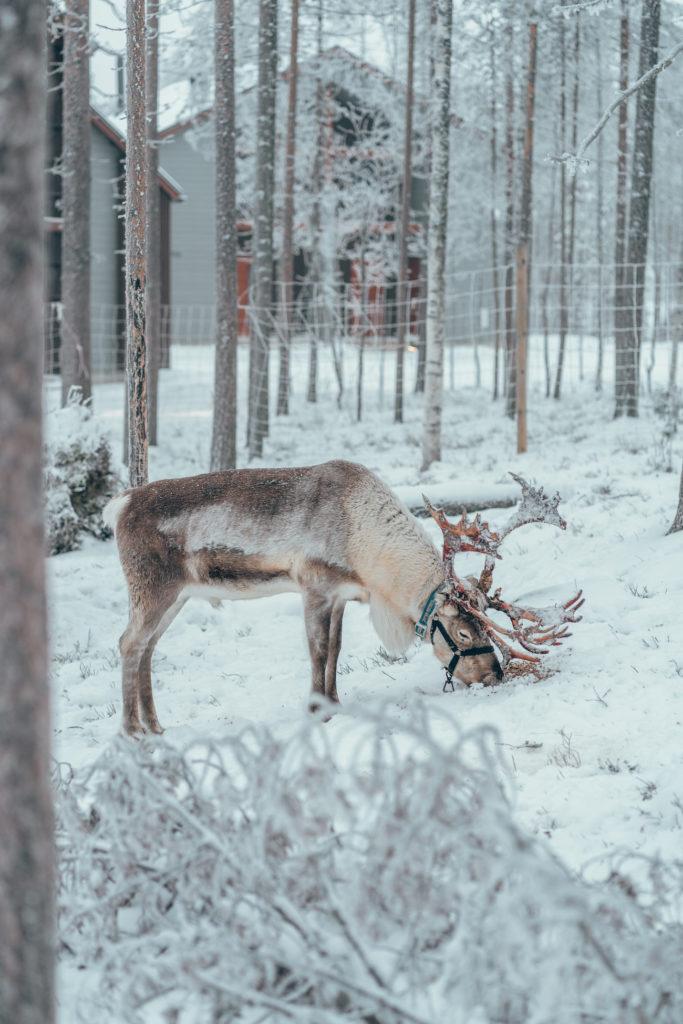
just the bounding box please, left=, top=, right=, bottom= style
left=515, top=20, right=537, bottom=455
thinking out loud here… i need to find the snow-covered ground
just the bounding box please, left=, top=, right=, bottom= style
left=49, top=351, right=683, bottom=1016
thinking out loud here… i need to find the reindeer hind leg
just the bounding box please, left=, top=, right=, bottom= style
left=119, top=587, right=182, bottom=736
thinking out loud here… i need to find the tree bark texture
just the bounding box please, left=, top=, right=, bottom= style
left=126, top=0, right=148, bottom=485
left=0, top=2, right=54, bottom=1021
left=210, top=0, right=238, bottom=470
left=515, top=20, right=537, bottom=456
left=146, top=0, right=160, bottom=446
left=613, top=0, right=631, bottom=411
left=503, top=18, right=516, bottom=419
left=61, top=0, right=92, bottom=405
left=489, top=27, right=501, bottom=401
left=393, top=0, right=416, bottom=424
left=421, top=0, right=453, bottom=471
left=553, top=6, right=568, bottom=400
left=617, top=0, right=661, bottom=418
left=247, top=0, right=278, bottom=459
left=277, top=0, right=299, bottom=417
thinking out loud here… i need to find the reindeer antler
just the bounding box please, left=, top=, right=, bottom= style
left=427, top=475, right=583, bottom=676
left=422, top=495, right=500, bottom=560
left=478, top=473, right=567, bottom=594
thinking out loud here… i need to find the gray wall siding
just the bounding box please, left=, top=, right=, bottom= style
left=159, top=134, right=215, bottom=318
left=89, top=125, right=122, bottom=375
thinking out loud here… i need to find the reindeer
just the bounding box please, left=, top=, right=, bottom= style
left=103, top=461, right=582, bottom=735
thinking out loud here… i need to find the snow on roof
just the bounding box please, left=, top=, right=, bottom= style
left=90, top=104, right=187, bottom=201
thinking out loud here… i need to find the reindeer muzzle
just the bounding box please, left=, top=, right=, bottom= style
left=429, top=617, right=495, bottom=692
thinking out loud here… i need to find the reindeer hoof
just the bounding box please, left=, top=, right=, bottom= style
left=122, top=719, right=147, bottom=738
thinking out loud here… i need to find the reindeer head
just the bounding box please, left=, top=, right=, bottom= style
left=423, top=473, right=583, bottom=686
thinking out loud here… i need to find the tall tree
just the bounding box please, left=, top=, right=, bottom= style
left=595, top=27, right=605, bottom=393
left=393, top=0, right=416, bottom=424
left=306, top=0, right=324, bottom=405
left=61, top=0, right=91, bottom=405
left=277, top=0, right=299, bottom=417
left=248, top=0, right=278, bottom=459
left=503, top=16, right=516, bottom=419
left=146, top=0, right=161, bottom=446
left=612, top=0, right=631, bottom=412
left=126, top=0, right=148, bottom=485
left=0, top=1, right=54, bottom=1020
left=515, top=17, right=538, bottom=455
left=669, top=464, right=683, bottom=534
left=489, top=23, right=501, bottom=401
left=210, top=0, right=238, bottom=470
left=552, top=4, right=569, bottom=400
left=617, top=0, right=661, bottom=417
left=421, top=0, right=453, bottom=470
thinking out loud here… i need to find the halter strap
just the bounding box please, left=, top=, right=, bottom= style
left=414, top=585, right=443, bottom=639
left=429, top=618, right=496, bottom=692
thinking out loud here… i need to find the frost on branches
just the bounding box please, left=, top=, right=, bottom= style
left=44, top=391, right=119, bottom=554
left=56, top=705, right=683, bottom=1023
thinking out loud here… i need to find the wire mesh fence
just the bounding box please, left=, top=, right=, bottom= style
left=44, top=260, right=683, bottom=438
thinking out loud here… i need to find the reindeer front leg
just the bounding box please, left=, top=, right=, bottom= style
left=325, top=600, right=346, bottom=704
left=302, top=589, right=332, bottom=713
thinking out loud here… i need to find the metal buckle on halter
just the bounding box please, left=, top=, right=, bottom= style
left=414, top=621, right=428, bottom=640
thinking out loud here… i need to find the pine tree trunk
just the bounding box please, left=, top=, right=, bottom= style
left=489, top=27, right=501, bottom=401
left=306, top=0, right=323, bottom=405
left=553, top=5, right=568, bottom=400
left=515, top=19, right=538, bottom=455
left=503, top=19, right=516, bottom=419
left=248, top=0, right=278, bottom=459
left=421, top=0, right=453, bottom=471
left=210, top=0, right=238, bottom=470
left=595, top=28, right=605, bottom=392
left=613, top=0, right=631, bottom=414
left=393, top=0, right=416, bottom=424
left=61, top=0, right=92, bottom=405
left=620, top=0, right=661, bottom=418
left=0, top=2, right=54, bottom=1020
left=146, top=0, right=160, bottom=446
left=668, top=461, right=683, bottom=533
left=277, top=0, right=299, bottom=417
left=126, top=0, right=148, bottom=486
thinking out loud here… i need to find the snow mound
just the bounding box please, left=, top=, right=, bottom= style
left=56, top=704, right=683, bottom=1023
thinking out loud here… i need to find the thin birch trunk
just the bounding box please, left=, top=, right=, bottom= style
left=0, top=2, right=54, bottom=1020
left=210, top=0, right=238, bottom=470
left=613, top=0, right=631, bottom=414
left=421, top=0, right=453, bottom=470
left=248, top=0, right=278, bottom=458
left=515, top=19, right=538, bottom=455
left=277, top=0, right=299, bottom=417
left=146, top=0, right=160, bottom=445
left=394, top=0, right=416, bottom=424
left=126, top=0, right=148, bottom=486
left=61, top=0, right=92, bottom=405
left=621, top=0, right=661, bottom=418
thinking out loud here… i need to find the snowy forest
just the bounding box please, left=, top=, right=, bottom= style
left=2, top=0, right=683, bottom=1021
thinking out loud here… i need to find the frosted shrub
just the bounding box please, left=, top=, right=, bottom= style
left=56, top=704, right=683, bottom=1023
left=44, top=393, right=119, bottom=554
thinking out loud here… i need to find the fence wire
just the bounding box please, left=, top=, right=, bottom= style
left=44, top=261, right=683, bottom=435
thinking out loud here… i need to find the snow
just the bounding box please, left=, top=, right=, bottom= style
left=48, top=351, right=683, bottom=1018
